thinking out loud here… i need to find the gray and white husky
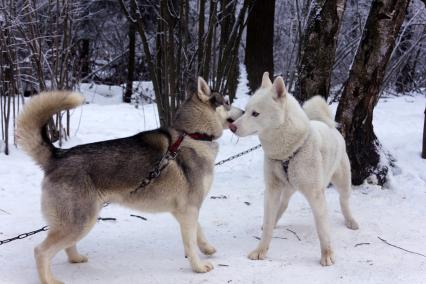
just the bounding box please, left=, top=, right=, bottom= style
left=230, top=72, right=359, bottom=266
left=16, top=77, right=243, bottom=284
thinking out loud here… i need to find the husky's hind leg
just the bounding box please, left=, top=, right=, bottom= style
left=35, top=183, right=100, bottom=284
left=331, top=154, right=359, bottom=230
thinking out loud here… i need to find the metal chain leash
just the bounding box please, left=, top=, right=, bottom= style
left=215, top=144, right=261, bottom=166
left=0, top=226, right=48, bottom=246
left=130, top=150, right=179, bottom=195
left=0, top=143, right=262, bottom=246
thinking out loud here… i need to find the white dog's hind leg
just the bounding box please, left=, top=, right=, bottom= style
left=174, top=208, right=214, bottom=273
left=197, top=223, right=216, bottom=255
left=248, top=185, right=281, bottom=260
left=303, top=190, right=335, bottom=266
left=274, top=188, right=296, bottom=227
left=331, top=155, right=359, bottom=230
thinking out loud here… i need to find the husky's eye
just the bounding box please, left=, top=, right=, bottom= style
left=252, top=111, right=259, bottom=117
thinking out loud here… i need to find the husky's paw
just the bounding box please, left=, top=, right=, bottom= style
left=41, top=279, right=64, bottom=284
left=200, top=244, right=217, bottom=255
left=192, top=261, right=214, bottom=273
left=248, top=247, right=268, bottom=260
left=320, top=248, right=335, bottom=266
left=68, top=254, right=88, bottom=263
left=345, top=218, right=359, bottom=230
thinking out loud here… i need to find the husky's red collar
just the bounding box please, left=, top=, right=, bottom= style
left=168, top=132, right=213, bottom=155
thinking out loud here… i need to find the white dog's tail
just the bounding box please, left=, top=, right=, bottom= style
left=16, top=91, right=84, bottom=169
left=302, top=96, right=336, bottom=128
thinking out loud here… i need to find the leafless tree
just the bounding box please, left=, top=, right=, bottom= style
left=335, top=0, right=411, bottom=185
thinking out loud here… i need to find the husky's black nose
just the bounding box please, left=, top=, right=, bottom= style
left=229, top=123, right=237, bottom=133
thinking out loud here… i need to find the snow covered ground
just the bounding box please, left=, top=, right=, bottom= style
left=0, top=81, right=425, bottom=283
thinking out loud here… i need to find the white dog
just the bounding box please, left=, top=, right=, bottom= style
left=230, top=72, right=359, bottom=266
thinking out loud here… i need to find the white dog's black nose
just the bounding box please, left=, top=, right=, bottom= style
left=229, top=123, right=237, bottom=133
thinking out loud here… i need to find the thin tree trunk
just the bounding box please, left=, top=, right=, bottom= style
left=295, top=0, right=346, bottom=102
left=245, top=0, right=275, bottom=93
left=422, top=107, right=426, bottom=159
left=124, top=0, right=136, bottom=103
left=335, top=0, right=410, bottom=185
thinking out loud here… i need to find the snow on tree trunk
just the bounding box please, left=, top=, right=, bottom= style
left=245, top=0, right=275, bottom=93
left=335, top=0, right=410, bottom=186
left=295, top=0, right=346, bottom=102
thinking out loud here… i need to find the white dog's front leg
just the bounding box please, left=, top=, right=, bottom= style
left=248, top=185, right=281, bottom=260
left=303, top=189, right=335, bottom=266
left=174, top=208, right=214, bottom=273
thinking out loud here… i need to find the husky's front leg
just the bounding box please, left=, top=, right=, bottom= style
left=248, top=183, right=281, bottom=260
left=174, top=207, right=214, bottom=273
left=197, top=223, right=216, bottom=255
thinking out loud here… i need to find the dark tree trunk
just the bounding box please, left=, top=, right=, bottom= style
left=295, top=0, right=346, bottom=102
left=335, top=0, right=410, bottom=185
left=124, top=1, right=136, bottom=103
left=245, top=0, right=274, bottom=93
left=422, top=107, right=426, bottom=159
left=219, top=0, right=238, bottom=100
left=78, top=39, right=91, bottom=80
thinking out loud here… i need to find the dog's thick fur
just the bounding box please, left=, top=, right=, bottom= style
left=231, top=72, right=359, bottom=266
left=16, top=78, right=242, bottom=284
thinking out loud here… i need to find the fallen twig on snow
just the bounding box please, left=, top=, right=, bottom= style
left=0, top=208, right=10, bottom=215
left=377, top=236, right=426, bottom=257
left=130, top=214, right=148, bottom=221
left=97, top=217, right=117, bottom=221
left=286, top=228, right=301, bottom=241
left=210, top=195, right=227, bottom=199
left=354, top=242, right=371, bottom=247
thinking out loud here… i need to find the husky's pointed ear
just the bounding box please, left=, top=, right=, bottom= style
left=197, top=77, right=211, bottom=102
left=272, top=76, right=287, bottom=101
left=261, top=72, right=272, bottom=88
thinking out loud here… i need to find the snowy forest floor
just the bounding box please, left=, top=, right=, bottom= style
left=0, top=84, right=425, bottom=283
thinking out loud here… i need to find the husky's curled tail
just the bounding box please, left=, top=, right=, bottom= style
left=16, top=91, right=84, bottom=169
left=302, top=95, right=336, bottom=128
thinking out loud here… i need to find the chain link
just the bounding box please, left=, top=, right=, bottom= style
left=0, top=226, right=48, bottom=246
left=215, top=144, right=262, bottom=166
left=130, top=149, right=179, bottom=195
left=0, top=143, right=262, bottom=246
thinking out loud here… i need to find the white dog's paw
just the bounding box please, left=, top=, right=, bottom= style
left=248, top=247, right=268, bottom=260
left=200, top=244, right=217, bottom=255
left=192, top=260, right=214, bottom=273
left=320, top=249, right=335, bottom=266
left=68, top=254, right=88, bottom=263
left=345, top=218, right=359, bottom=230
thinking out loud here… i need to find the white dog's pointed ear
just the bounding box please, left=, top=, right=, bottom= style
left=261, top=72, right=272, bottom=88
left=272, top=76, right=287, bottom=100
left=197, top=76, right=211, bottom=102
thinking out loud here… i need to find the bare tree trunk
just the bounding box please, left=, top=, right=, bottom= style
left=295, top=0, right=346, bottom=101
left=245, top=0, right=275, bottom=93
left=335, top=0, right=410, bottom=185
left=422, top=107, right=426, bottom=159
left=78, top=39, right=91, bottom=80
left=124, top=0, right=136, bottom=103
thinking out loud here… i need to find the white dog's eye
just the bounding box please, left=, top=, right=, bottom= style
left=252, top=111, right=259, bottom=117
